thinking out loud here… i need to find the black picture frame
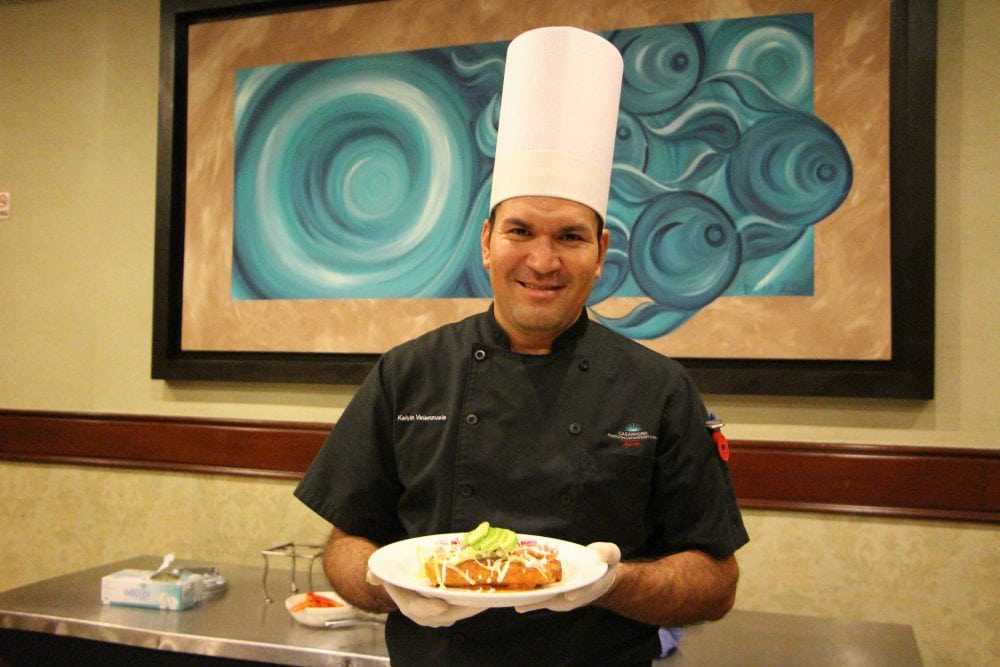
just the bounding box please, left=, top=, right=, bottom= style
left=152, top=0, right=936, bottom=398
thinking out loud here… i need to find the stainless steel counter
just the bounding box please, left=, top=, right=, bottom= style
left=658, top=608, right=922, bottom=666
left=0, top=555, right=922, bottom=665
left=0, top=555, right=388, bottom=666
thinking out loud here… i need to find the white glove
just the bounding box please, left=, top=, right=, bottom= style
left=366, top=569, right=484, bottom=628
left=515, top=542, right=620, bottom=614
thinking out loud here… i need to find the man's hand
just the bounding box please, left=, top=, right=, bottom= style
left=366, top=570, right=485, bottom=628
left=514, top=542, right=620, bottom=614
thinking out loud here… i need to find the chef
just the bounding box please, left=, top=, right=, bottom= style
left=295, top=26, right=748, bottom=666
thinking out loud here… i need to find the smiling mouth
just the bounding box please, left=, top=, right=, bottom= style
left=518, top=280, right=563, bottom=292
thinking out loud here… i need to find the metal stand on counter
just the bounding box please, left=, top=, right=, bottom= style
left=260, top=542, right=324, bottom=604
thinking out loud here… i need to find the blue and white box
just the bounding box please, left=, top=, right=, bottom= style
left=101, top=569, right=203, bottom=610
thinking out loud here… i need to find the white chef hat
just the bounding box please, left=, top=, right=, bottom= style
left=490, top=26, right=624, bottom=222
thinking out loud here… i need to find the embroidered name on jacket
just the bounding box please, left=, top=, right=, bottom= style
left=397, top=414, right=447, bottom=422
left=607, top=423, right=657, bottom=447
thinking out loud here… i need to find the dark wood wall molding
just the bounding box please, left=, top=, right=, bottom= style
left=1, top=409, right=996, bottom=524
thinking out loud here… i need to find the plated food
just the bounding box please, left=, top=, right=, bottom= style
left=368, top=523, right=606, bottom=608
left=289, top=591, right=344, bottom=612
left=284, top=590, right=355, bottom=626
left=420, top=522, right=563, bottom=590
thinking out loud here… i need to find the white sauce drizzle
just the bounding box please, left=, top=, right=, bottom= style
left=421, top=540, right=559, bottom=589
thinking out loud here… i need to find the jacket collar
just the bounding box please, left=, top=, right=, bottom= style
left=483, top=304, right=589, bottom=353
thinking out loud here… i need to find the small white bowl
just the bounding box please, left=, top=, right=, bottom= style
left=285, top=590, right=355, bottom=626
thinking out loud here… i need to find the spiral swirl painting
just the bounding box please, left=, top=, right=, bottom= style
left=232, top=12, right=852, bottom=341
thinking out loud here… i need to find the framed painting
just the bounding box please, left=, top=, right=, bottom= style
left=152, top=0, right=936, bottom=397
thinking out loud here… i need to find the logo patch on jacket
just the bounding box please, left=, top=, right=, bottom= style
left=706, top=413, right=730, bottom=462
left=607, top=423, right=657, bottom=447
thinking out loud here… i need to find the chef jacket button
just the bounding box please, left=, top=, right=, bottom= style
left=453, top=632, right=466, bottom=644
left=458, top=484, right=474, bottom=498
left=473, top=348, right=487, bottom=361
left=568, top=422, right=582, bottom=435
left=465, top=413, right=479, bottom=425
left=578, top=359, right=590, bottom=371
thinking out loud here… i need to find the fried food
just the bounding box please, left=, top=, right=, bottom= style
left=423, top=545, right=562, bottom=589
left=420, top=522, right=562, bottom=590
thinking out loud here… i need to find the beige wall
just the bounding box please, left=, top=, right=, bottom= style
left=0, top=1, right=996, bottom=665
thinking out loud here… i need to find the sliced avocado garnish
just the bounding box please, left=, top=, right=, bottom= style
left=462, top=521, right=490, bottom=546
left=461, top=522, right=519, bottom=554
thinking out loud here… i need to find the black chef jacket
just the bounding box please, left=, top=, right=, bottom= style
left=295, top=307, right=748, bottom=666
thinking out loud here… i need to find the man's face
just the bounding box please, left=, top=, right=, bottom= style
left=481, top=196, right=609, bottom=353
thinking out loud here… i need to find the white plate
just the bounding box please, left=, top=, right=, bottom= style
left=285, top=590, right=355, bottom=626
left=368, top=533, right=607, bottom=608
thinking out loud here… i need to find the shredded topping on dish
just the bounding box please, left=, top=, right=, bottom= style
left=418, top=522, right=560, bottom=587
